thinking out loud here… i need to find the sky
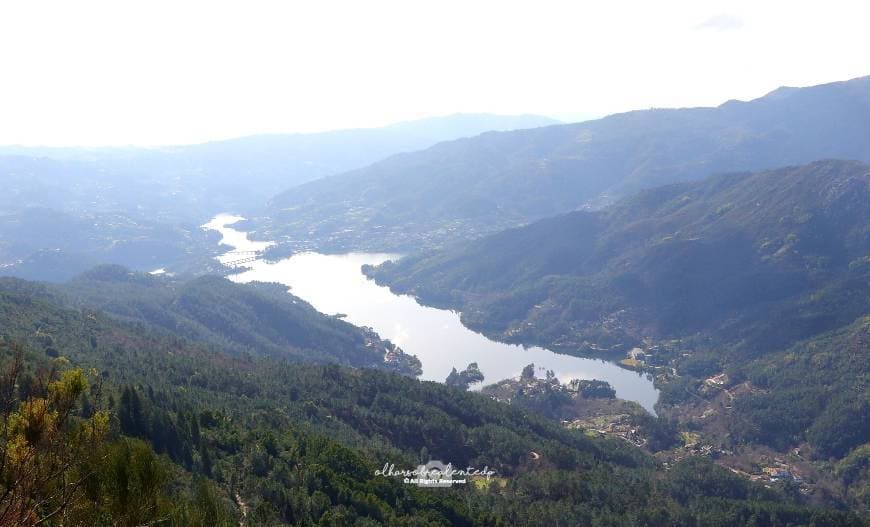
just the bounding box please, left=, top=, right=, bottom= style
left=0, top=0, right=868, bottom=146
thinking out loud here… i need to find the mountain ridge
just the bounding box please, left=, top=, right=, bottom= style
left=366, top=159, right=870, bottom=354
left=260, top=75, right=870, bottom=252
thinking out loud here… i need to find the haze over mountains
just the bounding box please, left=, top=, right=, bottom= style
left=0, top=113, right=557, bottom=221
left=261, top=75, right=870, bottom=252
left=0, top=113, right=556, bottom=281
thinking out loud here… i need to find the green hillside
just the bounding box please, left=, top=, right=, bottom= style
left=1, top=275, right=862, bottom=525
left=368, top=160, right=869, bottom=354
left=367, top=160, right=870, bottom=489
left=60, top=265, right=423, bottom=373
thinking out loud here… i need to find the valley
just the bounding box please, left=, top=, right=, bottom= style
left=205, top=214, right=661, bottom=413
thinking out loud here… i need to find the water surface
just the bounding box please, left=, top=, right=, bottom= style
left=205, top=214, right=659, bottom=413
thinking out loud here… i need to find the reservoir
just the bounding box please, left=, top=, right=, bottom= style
left=205, top=214, right=659, bottom=413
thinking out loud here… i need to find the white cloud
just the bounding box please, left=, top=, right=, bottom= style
left=694, top=13, right=744, bottom=31
left=0, top=0, right=867, bottom=146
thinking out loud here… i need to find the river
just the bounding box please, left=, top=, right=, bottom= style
left=204, top=214, right=659, bottom=413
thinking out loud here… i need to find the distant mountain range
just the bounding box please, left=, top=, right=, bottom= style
left=260, top=75, right=870, bottom=252
left=0, top=113, right=556, bottom=281
left=0, top=113, right=558, bottom=222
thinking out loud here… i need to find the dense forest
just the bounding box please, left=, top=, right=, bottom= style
left=1, top=276, right=865, bottom=525
left=54, top=266, right=420, bottom=374
left=368, top=160, right=869, bottom=355
left=729, top=317, right=869, bottom=459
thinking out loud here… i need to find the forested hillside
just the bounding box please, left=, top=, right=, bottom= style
left=0, top=277, right=862, bottom=525
left=367, top=160, right=870, bottom=502
left=0, top=206, right=219, bottom=282
left=0, top=266, right=421, bottom=374
left=369, top=160, right=869, bottom=355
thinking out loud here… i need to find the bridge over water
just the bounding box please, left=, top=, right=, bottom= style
left=222, top=250, right=263, bottom=266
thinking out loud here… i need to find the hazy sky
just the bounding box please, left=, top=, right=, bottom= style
left=1, top=0, right=868, bottom=146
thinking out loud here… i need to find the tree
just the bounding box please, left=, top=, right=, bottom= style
left=445, top=367, right=461, bottom=388
left=118, top=385, right=145, bottom=437
left=0, top=347, right=109, bottom=526
left=521, top=363, right=536, bottom=380
left=445, top=363, right=485, bottom=390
